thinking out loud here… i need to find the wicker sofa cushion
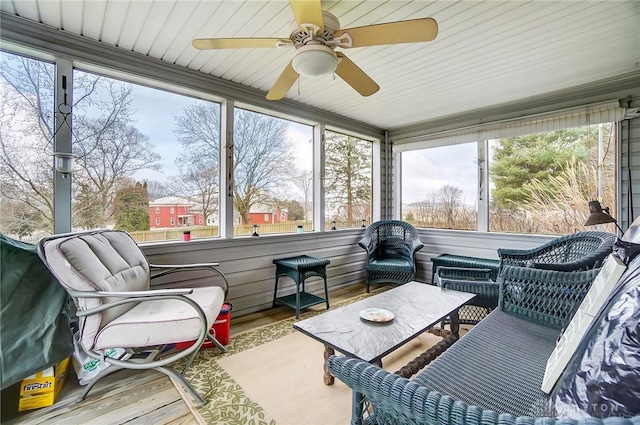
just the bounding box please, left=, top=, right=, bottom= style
left=412, top=309, right=557, bottom=416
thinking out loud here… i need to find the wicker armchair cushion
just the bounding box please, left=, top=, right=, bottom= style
left=412, top=309, right=555, bottom=416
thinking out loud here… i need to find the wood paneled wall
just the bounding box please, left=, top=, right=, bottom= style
left=142, top=227, right=554, bottom=317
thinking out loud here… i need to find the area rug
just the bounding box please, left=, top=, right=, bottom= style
left=177, top=288, right=446, bottom=425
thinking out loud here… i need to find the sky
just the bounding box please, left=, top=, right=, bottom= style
left=127, top=84, right=198, bottom=182
left=401, top=143, right=478, bottom=206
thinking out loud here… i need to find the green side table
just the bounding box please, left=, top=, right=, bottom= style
left=272, top=255, right=330, bottom=319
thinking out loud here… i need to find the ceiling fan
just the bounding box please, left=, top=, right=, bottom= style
left=192, top=0, right=438, bottom=100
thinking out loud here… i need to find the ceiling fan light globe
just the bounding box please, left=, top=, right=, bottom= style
left=292, top=45, right=337, bottom=77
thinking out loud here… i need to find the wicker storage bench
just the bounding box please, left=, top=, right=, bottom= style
left=326, top=263, right=640, bottom=425
left=430, top=254, right=501, bottom=282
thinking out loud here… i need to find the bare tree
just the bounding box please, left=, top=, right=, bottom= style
left=0, top=57, right=55, bottom=233
left=72, top=108, right=161, bottom=228
left=294, top=169, right=313, bottom=220
left=170, top=150, right=219, bottom=225
left=233, top=109, right=294, bottom=223
left=438, top=185, right=463, bottom=228
left=144, top=179, right=171, bottom=200
left=173, top=105, right=293, bottom=224
left=413, top=199, right=437, bottom=227
left=0, top=53, right=161, bottom=233
left=172, top=103, right=220, bottom=224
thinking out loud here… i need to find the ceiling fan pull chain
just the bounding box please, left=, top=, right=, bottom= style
left=297, top=78, right=301, bottom=95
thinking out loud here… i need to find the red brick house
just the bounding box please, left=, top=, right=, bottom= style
left=149, top=196, right=204, bottom=229
left=243, top=204, right=288, bottom=225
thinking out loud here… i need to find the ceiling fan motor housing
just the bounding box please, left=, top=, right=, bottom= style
left=289, top=11, right=340, bottom=45
left=289, top=11, right=341, bottom=78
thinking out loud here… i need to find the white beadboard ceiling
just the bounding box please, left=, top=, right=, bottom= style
left=1, top=0, right=639, bottom=131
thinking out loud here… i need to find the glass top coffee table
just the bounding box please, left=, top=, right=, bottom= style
left=293, top=281, right=476, bottom=384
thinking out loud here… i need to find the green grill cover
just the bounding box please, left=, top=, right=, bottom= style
left=0, top=233, right=73, bottom=389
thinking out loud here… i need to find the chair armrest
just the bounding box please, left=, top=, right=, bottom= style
left=150, top=262, right=220, bottom=269
left=499, top=266, right=600, bottom=329
left=411, top=237, right=424, bottom=253
left=497, top=247, right=533, bottom=258
left=358, top=235, right=373, bottom=254
left=499, top=246, right=598, bottom=271
left=498, top=232, right=614, bottom=272
left=526, top=260, right=600, bottom=272
left=438, top=278, right=498, bottom=310
left=68, top=288, right=194, bottom=298
left=71, top=291, right=206, bottom=322
left=149, top=263, right=229, bottom=298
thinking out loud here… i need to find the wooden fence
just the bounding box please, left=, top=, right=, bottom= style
left=127, top=220, right=368, bottom=243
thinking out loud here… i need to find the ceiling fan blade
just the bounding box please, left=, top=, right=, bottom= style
left=335, top=52, right=379, bottom=97
left=289, top=0, right=324, bottom=31
left=335, top=18, right=438, bottom=48
left=266, top=61, right=299, bottom=100
left=192, top=38, right=285, bottom=50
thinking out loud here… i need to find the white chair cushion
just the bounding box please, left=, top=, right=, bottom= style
left=43, top=231, right=151, bottom=350
left=93, top=286, right=225, bottom=350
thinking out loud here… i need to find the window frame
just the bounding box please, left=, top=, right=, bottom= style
left=396, top=123, right=621, bottom=236
left=0, top=44, right=383, bottom=243
left=323, top=128, right=378, bottom=229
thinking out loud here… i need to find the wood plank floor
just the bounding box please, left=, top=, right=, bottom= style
left=1, top=282, right=368, bottom=425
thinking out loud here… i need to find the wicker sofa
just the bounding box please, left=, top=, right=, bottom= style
left=326, top=260, right=640, bottom=425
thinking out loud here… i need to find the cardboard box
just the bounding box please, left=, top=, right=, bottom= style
left=18, top=356, right=70, bottom=411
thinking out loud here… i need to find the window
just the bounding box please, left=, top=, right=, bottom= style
left=401, top=143, right=478, bottom=230
left=0, top=52, right=55, bottom=240
left=170, top=217, right=175, bottom=226
left=324, top=130, right=372, bottom=229
left=489, top=124, right=617, bottom=235
left=2, top=47, right=382, bottom=241
left=233, top=108, right=313, bottom=235
left=71, top=69, right=221, bottom=241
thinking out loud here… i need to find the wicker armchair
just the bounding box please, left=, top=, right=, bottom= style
left=359, top=220, right=424, bottom=293
left=436, top=230, right=616, bottom=323
left=326, top=265, right=640, bottom=425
